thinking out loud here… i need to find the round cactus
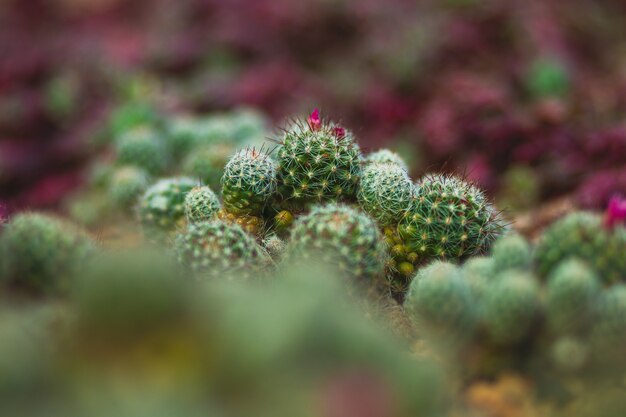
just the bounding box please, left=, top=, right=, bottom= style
left=364, top=149, right=408, bottom=171
left=462, top=256, right=495, bottom=299
left=115, top=126, right=168, bottom=175
left=275, top=110, right=362, bottom=209
left=165, top=116, right=204, bottom=159
left=263, top=233, right=286, bottom=258
left=1, top=213, right=94, bottom=293
left=174, top=220, right=271, bottom=280
left=230, top=107, right=268, bottom=142
left=591, top=284, right=626, bottom=354
left=286, top=204, right=387, bottom=282
left=108, top=166, right=150, bottom=207
left=398, top=174, right=503, bottom=261
left=491, top=233, right=532, bottom=273
left=404, top=261, right=475, bottom=340
left=182, top=142, right=236, bottom=190
left=546, top=258, right=600, bottom=335
left=536, top=212, right=626, bottom=283
left=482, top=271, right=540, bottom=346
left=138, top=177, right=197, bottom=235
left=184, top=186, right=221, bottom=224
left=221, top=148, right=277, bottom=217
left=357, top=162, right=415, bottom=227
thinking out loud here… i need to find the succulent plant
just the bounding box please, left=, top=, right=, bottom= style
left=286, top=203, right=387, bottom=283
left=536, top=212, right=626, bottom=283
left=138, top=177, right=197, bottom=236
left=107, top=101, right=159, bottom=139
left=364, top=149, right=409, bottom=171
left=491, top=233, right=532, bottom=273
left=182, top=142, right=236, bottom=190
left=1, top=213, right=94, bottom=293
left=545, top=258, right=600, bottom=335
left=404, top=261, right=475, bottom=340
left=275, top=109, right=362, bottom=209
left=591, top=284, right=626, bottom=355
left=221, top=148, right=277, bottom=217
left=482, top=271, right=540, bottom=346
left=174, top=220, right=271, bottom=280
left=108, top=166, right=150, bottom=207
left=357, top=162, right=415, bottom=227
left=262, top=233, right=286, bottom=258
left=184, top=186, right=221, bottom=224
left=398, top=174, right=503, bottom=261
left=462, top=256, right=495, bottom=298
left=115, top=126, right=168, bottom=175
left=165, top=115, right=204, bottom=160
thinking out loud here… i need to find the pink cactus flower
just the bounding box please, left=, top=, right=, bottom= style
left=308, top=108, right=322, bottom=131
left=332, top=126, right=346, bottom=139
left=605, top=195, right=626, bottom=229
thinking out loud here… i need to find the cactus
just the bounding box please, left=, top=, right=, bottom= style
left=184, top=186, right=221, bottom=224
left=591, top=284, right=626, bottom=356
left=491, top=233, right=532, bottom=273
left=182, top=142, right=236, bottom=190
left=536, top=212, right=626, bottom=283
left=221, top=148, right=277, bottom=217
left=398, top=174, right=503, bottom=261
left=275, top=109, right=362, bottom=209
left=174, top=220, right=271, bottom=280
left=115, top=126, right=168, bottom=175
left=1, top=213, right=94, bottom=293
left=165, top=116, right=204, bottom=160
left=482, top=271, right=540, bottom=346
left=263, top=233, right=286, bottom=258
left=462, top=256, right=495, bottom=298
left=138, top=177, right=197, bottom=235
left=364, top=149, right=409, bottom=171
left=404, top=261, right=475, bottom=340
left=357, top=162, right=415, bottom=227
left=286, top=204, right=387, bottom=283
left=545, top=258, right=600, bottom=335
left=108, top=166, right=150, bottom=207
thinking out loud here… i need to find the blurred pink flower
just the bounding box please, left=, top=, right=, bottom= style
left=605, top=195, right=626, bottom=229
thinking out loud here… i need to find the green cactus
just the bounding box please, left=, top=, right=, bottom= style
left=462, top=256, right=495, bottom=299
left=107, top=101, right=159, bottom=139
left=1, top=213, right=94, bottom=294
left=482, top=271, right=540, bottom=346
left=138, top=177, right=197, bottom=235
left=275, top=110, right=362, bottom=209
left=546, top=258, right=600, bottom=336
left=184, top=186, right=221, bottom=224
left=108, top=166, right=150, bottom=207
left=174, top=220, right=271, bottom=280
left=230, top=107, right=268, bottom=143
left=550, top=336, right=589, bottom=372
left=115, top=126, right=168, bottom=175
left=286, top=204, right=387, bottom=282
left=182, top=142, right=236, bottom=190
left=357, top=162, right=415, bottom=227
left=165, top=115, right=205, bottom=160
left=221, top=148, right=277, bottom=217
left=491, top=233, right=532, bottom=273
left=364, top=149, right=409, bottom=171
left=536, top=212, right=626, bottom=283
left=398, top=174, right=503, bottom=261
left=404, top=261, right=475, bottom=340
left=591, top=284, right=626, bottom=356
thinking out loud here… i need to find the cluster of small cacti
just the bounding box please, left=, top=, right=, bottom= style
left=406, top=206, right=626, bottom=378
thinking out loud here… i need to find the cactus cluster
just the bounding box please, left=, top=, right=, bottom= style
left=184, top=186, right=221, bottom=224
left=115, top=126, right=168, bottom=175
left=138, top=177, right=197, bottom=236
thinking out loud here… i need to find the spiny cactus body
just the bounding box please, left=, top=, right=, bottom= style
left=491, top=233, right=532, bottom=273
left=184, top=186, right=221, bottom=224
left=182, top=143, right=235, bottom=190
left=462, top=256, right=495, bottom=298
left=139, top=177, right=197, bottom=235
left=483, top=271, right=540, bottom=346
left=286, top=204, right=387, bottom=282
left=592, top=284, right=626, bottom=355
left=546, top=258, right=600, bottom=335
left=174, top=221, right=270, bottom=280
left=276, top=110, right=362, bottom=209
left=115, top=126, right=168, bottom=175
left=536, top=212, right=626, bottom=283
left=364, top=149, right=408, bottom=171
left=108, top=166, right=150, bottom=207
left=398, top=174, right=502, bottom=261
left=221, top=148, right=277, bottom=217
left=358, top=162, right=415, bottom=227
left=1, top=213, right=94, bottom=293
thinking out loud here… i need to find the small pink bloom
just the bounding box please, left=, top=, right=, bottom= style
left=332, top=126, right=346, bottom=139
left=605, top=195, right=626, bottom=229
left=308, top=108, right=322, bottom=131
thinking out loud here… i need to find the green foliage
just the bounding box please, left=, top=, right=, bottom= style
left=1, top=213, right=94, bottom=294
left=139, top=177, right=197, bottom=235
left=546, top=258, right=600, bottom=335
left=398, top=174, right=503, bottom=261
left=275, top=114, right=362, bottom=209
left=526, top=56, right=570, bottom=98
left=107, top=101, right=159, bottom=139
left=184, top=186, right=221, bottom=224
left=115, top=126, right=169, bottom=175
left=286, top=204, right=387, bottom=282
left=358, top=162, right=415, bottom=227
left=174, top=220, right=271, bottom=280
left=491, top=233, right=532, bottom=273
left=221, top=148, right=277, bottom=217
left=536, top=212, right=626, bottom=283
left=108, top=166, right=150, bottom=207
left=483, top=271, right=540, bottom=346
